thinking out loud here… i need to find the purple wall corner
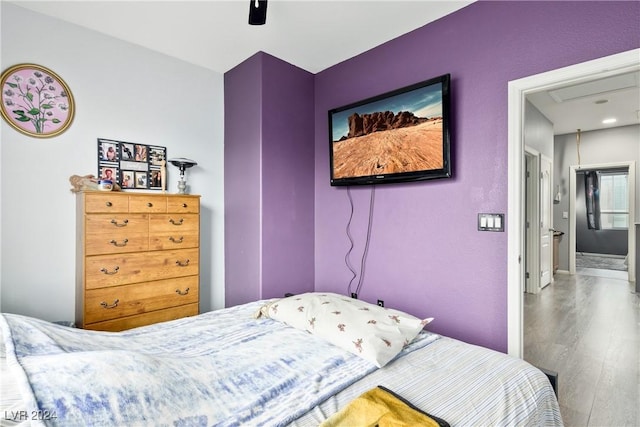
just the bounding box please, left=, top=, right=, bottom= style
left=224, top=52, right=315, bottom=306
left=223, top=1, right=639, bottom=351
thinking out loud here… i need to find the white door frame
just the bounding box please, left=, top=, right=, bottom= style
left=507, top=48, right=640, bottom=358
left=569, top=161, right=636, bottom=281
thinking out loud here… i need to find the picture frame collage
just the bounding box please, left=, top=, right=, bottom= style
left=97, top=138, right=166, bottom=190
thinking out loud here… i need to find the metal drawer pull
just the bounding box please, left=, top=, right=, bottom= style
left=100, top=299, right=119, bottom=309
left=169, top=236, right=184, bottom=243
left=175, top=259, right=190, bottom=267
left=169, top=218, right=184, bottom=226
left=110, top=219, right=129, bottom=227
left=182, top=203, right=188, bottom=208
left=109, top=238, right=129, bottom=247
left=147, top=202, right=153, bottom=207
left=106, top=201, right=113, bottom=207
left=176, top=288, right=190, bottom=296
left=100, top=266, right=120, bottom=275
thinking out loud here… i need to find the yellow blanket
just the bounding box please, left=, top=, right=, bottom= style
left=320, top=386, right=449, bottom=427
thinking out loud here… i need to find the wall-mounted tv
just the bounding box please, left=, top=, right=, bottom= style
left=329, top=73, right=451, bottom=186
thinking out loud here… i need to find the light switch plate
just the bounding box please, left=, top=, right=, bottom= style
left=478, top=213, right=505, bottom=232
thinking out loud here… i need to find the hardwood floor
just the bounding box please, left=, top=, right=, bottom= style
left=524, top=270, right=639, bottom=427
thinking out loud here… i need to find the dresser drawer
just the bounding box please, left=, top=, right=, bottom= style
left=84, top=276, right=198, bottom=324
left=167, top=197, right=200, bottom=214
left=150, top=232, right=199, bottom=251
left=84, top=193, right=129, bottom=213
left=85, top=232, right=149, bottom=255
left=85, top=248, right=199, bottom=289
left=85, top=214, right=148, bottom=234
left=84, top=303, right=199, bottom=332
left=149, top=214, right=199, bottom=250
left=149, top=214, right=199, bottom=233
left=129, top=196, right=167, bottom=213
left=85, top=214, right=149, bottom=255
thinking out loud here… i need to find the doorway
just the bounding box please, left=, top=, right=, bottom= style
left=569, top=161, right=636, bottom=281
left=507, top=48, right=640, bottom=358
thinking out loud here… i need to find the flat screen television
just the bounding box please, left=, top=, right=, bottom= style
left=329, top=73, right=451, bottom=186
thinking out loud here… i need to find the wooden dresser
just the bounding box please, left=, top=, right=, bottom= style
left=76, top=192, right=200, bottom=331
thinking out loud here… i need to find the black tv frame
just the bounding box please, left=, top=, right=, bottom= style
left=328, top=73, right=451, bottom=186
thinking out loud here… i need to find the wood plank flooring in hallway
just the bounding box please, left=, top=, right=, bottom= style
left=524, top=271, right=639, bottom=427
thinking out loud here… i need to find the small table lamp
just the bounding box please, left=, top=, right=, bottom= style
left=168, top=158, right=197, bottom=194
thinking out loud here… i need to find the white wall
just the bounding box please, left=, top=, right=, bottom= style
left=1, top=4, right=225, bottom=321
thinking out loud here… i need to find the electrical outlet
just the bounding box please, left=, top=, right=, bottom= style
left=377, top=299, right=384, bottom=307
left=351, top=293, right=357, bottom=299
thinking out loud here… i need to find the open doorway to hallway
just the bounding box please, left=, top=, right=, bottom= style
left=506, top=48, right=640, bottom=358
left=512, top=48, right=640, bottom=427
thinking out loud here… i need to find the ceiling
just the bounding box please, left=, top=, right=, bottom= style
left=527, top=70, right=640, bottom=135
left=8, top=1, right=640, bottom=135
left=10, top=0, right=474, bottom=74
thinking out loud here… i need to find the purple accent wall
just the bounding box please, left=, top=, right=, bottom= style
left=225, top=53, right=315, bottom=306
left=225, top=53, right=263, bottom=307
left=261, top=54, right=315, bottom=299
left=313, top=1, right=640, bottom=352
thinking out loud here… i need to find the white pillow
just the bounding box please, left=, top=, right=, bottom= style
left=256, top=292, right=432, bottom=367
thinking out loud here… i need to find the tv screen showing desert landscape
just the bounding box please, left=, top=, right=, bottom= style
left=329, top=74, right=450, bottom=186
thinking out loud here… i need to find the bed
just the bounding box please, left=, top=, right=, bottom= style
left=1, top=292, right=562, bottom=426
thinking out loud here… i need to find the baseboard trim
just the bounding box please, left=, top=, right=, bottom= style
left=576, top=252, right=626, bottom=259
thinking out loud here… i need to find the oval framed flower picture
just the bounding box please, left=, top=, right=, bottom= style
left=1, top=63, right=75, bottom=138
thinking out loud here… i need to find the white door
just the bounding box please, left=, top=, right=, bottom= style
left=525, top=153, right=538, bottom=293
left=540, top=155, right=552, bottom=288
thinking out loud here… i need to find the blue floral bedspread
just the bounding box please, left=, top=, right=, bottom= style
left=1, top=301, right=439, bottom=427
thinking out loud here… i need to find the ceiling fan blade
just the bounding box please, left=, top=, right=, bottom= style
left=249, top=0, right=268, bottom=25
